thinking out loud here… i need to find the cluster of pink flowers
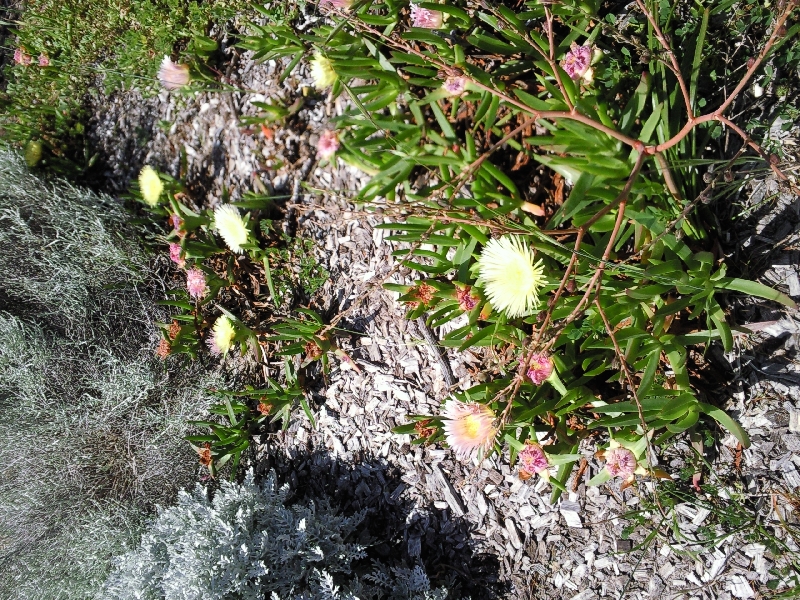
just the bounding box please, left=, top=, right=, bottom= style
left=13, top=47, right=49, bottom=67
left=158, top=56, right=190, bottom=90
left=13, top=48, right=31, bottom=66
left=317, top=130, right=340, bottom=160
left=410, top=3, right=443, bottom=28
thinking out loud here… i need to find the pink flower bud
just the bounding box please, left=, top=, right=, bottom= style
left=38, top=54, right=50, bottom=67
left=317, top=130, right=340, bottom=160
left=169, top=243, right=185, bottom=268
left=158, top=56, right=191, bottom=90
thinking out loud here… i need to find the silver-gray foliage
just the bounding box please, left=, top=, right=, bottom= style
left=0, top=148, right=218, bottom=600
left=0, top=147, right=144, bottom=334
left=102, top=471, right=450, bottom=600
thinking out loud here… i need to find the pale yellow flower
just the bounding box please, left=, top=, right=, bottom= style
left=208, top=315, right=236, bottom=355
left=138, top=166, right=164, bottom=207
left=310, top=53, right=337, bottom=90
left=477, top=235, right=546, bottom=318
left=214, top=205, right=249, bottom=253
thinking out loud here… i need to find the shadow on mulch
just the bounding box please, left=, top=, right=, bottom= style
left=253, top=449, right=508, bottom=600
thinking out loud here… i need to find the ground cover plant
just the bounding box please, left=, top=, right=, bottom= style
left=0, top=0, right=248, bottom=171
left=0, top=147, right=223, bottom=600
left=2, top=0, right=800, bottom=596
left=135, top=0, right=799, bottom=500
left=102, top=470, right=450, bottom=600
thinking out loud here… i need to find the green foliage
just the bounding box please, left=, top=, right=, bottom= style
left=0, top=0, right=248, bottom=166
left=237, top=0, right=799, bottom=498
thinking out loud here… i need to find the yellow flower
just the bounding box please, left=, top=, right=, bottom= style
left=213, top=205, right=249, bottom=253
left=477, top=235, right=546, bottom=318
left=208, top=315, right=236, bottom=355
left=310, top=53, right=337, bottom=90
left=138, top=166, right=164, bottom=207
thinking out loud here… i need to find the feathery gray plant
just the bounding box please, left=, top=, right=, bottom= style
left=0, top=147, right=219, bottom=600
left=101, top=471, right=450, bottom=600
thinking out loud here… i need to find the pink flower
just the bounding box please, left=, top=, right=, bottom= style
left=456, top=286, right=479, bottom=312
left=605, top=446, right=637, bottom=480
left=526, top=353, right=553, bottom=385
left=158, top=56, right=190, bottom=90
left=38, top=53, right=50, bottom=67
left=442, top=399, right=497, bottom=461
left=317, top=130, right=340, bottom=160
left=169, top=243, right=185, bottom=268
left=517, top=442, right=550, bottom=479
left=13, top=48, right=32, bottom=66
left=410, top=3, right=443, bottom=28
left=562, top=43, right=592, bottom=81
left=186, top=268, right=208, bottom=300
left=443, top=76, right=467, bottom=96
left=319, top=0, right=353, bottom=10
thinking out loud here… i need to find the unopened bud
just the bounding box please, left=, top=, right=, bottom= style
left=566, top=279, right=576, bottom=293
left=770, top=153, right=780, bottom=165
left=777, top=25, right=787, bottom=36
left=747, top=57, right=756, bottom=69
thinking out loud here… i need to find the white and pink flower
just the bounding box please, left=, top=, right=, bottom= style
left=442, top=399, right=497, bottom=461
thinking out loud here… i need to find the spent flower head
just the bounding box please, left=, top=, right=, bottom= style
left=208, top=315, right=236, bottom=355
left=456, top=285, right=480, bottom=312
left=158, top=56, right=191, bottom=90
left=517, top=442, right=550, bottom=480
left=186, top=268, right=208, bottom=300
left=443, top=76, right=468, bottom=96
left=562, top=43, right=593, bottom=84
left=442, top=399, right=497, bottom=461
left=410, top=3, right=443, bottom=28
left=526, top=353, right=554, bottom=385
left=604, top=446, right=637, bottom=480
left=477, top=235, right=546, bottom=318
left=138, top=165, right=164, bottom=206
left=214, top=205, right=249, bottom=253
left=317, top=130, right=340, bottom=160
left=310, top=53, right=337, bottom=90
left=38, top=54, right=50, bottom=67
left=13, top=48, right=31, bottom=65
